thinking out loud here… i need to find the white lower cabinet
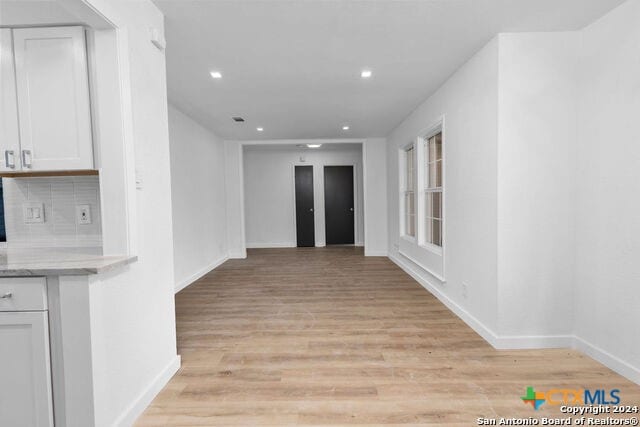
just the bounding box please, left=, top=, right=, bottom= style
left=0, top=279, right=54, bottom=427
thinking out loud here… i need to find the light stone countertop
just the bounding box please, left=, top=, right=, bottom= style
left=0, top=247, right=137, bottom=277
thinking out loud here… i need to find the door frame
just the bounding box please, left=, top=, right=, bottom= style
left=290, top=162, right=360, bottom=247
left=237, top=139, right=368, bottom=256
left=322, top=163, right=358, bottom=246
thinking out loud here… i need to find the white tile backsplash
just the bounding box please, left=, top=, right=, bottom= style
left=2, top=176, right=102, bottom=248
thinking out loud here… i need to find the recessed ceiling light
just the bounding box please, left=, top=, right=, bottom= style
left=256, top=127, right=264, bottom=132
left=307, top=144, right=322, bottom=149
left=361, top=69, right=372, bottom=78
left=342, top=125, right=350, bottom=131
left=210, top=71, right=222, bottom=79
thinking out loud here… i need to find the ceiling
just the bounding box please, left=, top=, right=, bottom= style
left=244, top=142, right=362, bottom=153
left=155, top=0, right=623, bottom=141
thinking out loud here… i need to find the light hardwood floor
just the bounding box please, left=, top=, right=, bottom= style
left=136, top=247, right=639, bottom=426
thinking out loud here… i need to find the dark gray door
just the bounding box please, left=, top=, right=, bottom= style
left=294, top=166, right=315, bottom=247
left=324, top=166, right=355, bottom=245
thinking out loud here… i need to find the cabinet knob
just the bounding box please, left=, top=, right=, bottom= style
left=0, top=292, right=12, bottom=299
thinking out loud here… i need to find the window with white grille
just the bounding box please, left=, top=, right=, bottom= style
left=424, top=132, right=443, bottom=247
left=403, top=145, right=416, bottom=237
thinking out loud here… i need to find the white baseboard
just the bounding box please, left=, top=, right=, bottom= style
left=573, top=336, right=640, bottom=385
left=246, top=242, right=295, bottom=248
left=389, top=253, right=500, bottom=346
left=389, top=253, right=640, bottom=385
left=365, top=249, right=388, bottom=256
left=115, top=355, right=181, bottom=427
left=174, top=255, right=228, bottom=293
left=494, top=334, right=574, bottom=350
left=391, top=253, right=576, bottom=349
left=228, top=250, right=246, bottom=259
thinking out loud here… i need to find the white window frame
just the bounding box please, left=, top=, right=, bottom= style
left=399, top=142, right=416, bottom=242
left=417, top=122, right=444, bottom=256
left=418, top=126, right=445, bottom=255
left=398, top=117, right=446, bottom=283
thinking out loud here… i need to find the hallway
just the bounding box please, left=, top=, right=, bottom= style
left=137, top=248, right=640, bottom=425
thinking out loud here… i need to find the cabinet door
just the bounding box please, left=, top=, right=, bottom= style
left=13, top=26, right=94, bottom=171
left=0, top=311, right=54, bottom=427
left=0, top=29, right=21, bottom=172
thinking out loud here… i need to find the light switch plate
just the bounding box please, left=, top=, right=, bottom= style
left=23, top=203, right=45, bottom=224
left=150, top=28, right=166, bottom=51
left=76, top=205, right=92, bottom=225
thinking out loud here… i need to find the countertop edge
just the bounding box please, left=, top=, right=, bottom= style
left=94, top=255, right=138, bottom=275
left=0, top=255, right=138, bottom=277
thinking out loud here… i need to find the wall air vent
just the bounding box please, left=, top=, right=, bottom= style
left=232, top=117, right=245, bottom=122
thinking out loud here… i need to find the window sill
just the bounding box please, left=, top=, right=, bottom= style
left=418, top=242, right=443, bottom=256
left=401, top=235, right=417, bottom=244
left=399, top=249, right=446, bottom=283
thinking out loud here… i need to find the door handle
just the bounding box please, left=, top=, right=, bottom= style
left=309, top=208, right=314, bottom=212
left=0, top=292, right=12, bottom=299
left=22, top=149, right=32, bottom=168
left=350, top=208, right=354, bottom=211
left=4, top=150, right=15, bottom=169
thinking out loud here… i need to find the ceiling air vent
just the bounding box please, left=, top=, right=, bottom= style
left=232, top=117, right=245, bottom=122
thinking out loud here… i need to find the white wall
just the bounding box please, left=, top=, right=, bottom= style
left=387, top=38, right=500, bottom=338
left=243, top=144, right=364, bottom=248
left=57, top=0, right=180, bottom=425
left=224, top=140, right=246, bottom=258
left=493, top=0, right=640, bottom=377
left=0, top=1, right=81, bottom=26
left=168, top=104, right=228, bottom=292
left=496, top=32, right=578, bottom=340
left=363, top=138, right=388, bottom=256
left=386, top=0, right=640, bottom=383
left=574, top=0, right=640, bottom=383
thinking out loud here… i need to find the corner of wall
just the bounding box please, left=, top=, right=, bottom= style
left=363, top=137, right=389, bottom=257
left=112, top=355, right=181, bottom=427
left=224, top=141, right=246, bottom=259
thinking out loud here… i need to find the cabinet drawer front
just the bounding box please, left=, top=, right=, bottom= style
left=0, top=278, right=47, bottom=311
left=0, top=311, right=54, bottom=427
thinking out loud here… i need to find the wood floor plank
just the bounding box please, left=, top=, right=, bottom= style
left=136, top=247, right=640, bottom=426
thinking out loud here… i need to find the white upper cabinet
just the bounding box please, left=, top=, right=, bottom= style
left=12, top=26, right=94, bottom=171
left=0, top=29, right=21, bottom=172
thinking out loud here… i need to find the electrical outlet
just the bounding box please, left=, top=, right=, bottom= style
left=76, top=205, right=92, bottom=225
left=462, top=282, right=468, bottom=299
left=23, top=203, right=45, bottom=224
